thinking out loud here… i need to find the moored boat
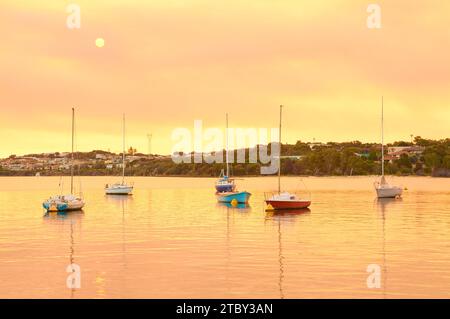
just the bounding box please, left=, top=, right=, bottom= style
left=215, top=113, right=251, bottom=204
left=43, top=194, right=85, bottom=212
left=374, top=97, right=403, bottom=199
left=42, top=108, right=85, bottom=212
left=265, top=105, right=311, bottom=211
left=265, top=192, right=311, bottom=210
left=215, top=170, right=236, bottom=193
left=375, top=176, right=403, bottom=198
left=105, top=183, right=133, bottom=195
left=105, top=114, right=134, bottom=196
left=216, top=191, right=251, bottom=204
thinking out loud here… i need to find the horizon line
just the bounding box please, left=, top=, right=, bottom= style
left=2, top=136, right=447, bottom=159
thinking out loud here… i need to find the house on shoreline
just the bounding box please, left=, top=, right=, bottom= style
left=384, top=146, right=425, bottom=163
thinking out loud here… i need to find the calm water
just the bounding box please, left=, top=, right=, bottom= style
left=0, top=176, right=449, bottom=298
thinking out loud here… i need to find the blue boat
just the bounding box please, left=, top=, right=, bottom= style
left=43, top=200, right=68, bottom=211
left=215, top=114, right=252, bottom=204
left=215, top=170, right=236, bottom=193
left=216, top=191, right=251, bottom=204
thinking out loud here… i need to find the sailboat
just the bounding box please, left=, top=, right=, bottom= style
left=215, top=114, right=236, bottom=193
left=374, top=97, right=403, bottom=198
left=215, top=114, right=251, bottom=204
left=215, top=170, right=236, bottom=193
left=43, top=108, right=85, bottom=212
left=105, top=114, right=134, bottom=195
left=265, top=105, right=311, bottom=211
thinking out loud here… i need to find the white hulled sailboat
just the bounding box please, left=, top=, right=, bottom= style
left=43, top=108, right=85, bottom=212
left=374, top=97, right=403, bottom=198
left=105, top=114, right=133, bottom=195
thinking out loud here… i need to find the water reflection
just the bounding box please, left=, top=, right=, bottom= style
left=106, top=194, right=134, bottom=205
left=376, top=197, right=402, bottom=212
left=216, top=202, right=251, bottom=212
left=43, top=210, right=84, bottom=222
left=214, top=201, right=254, bottom=295
left=43, top=210, right=84, bottom=298
left=105, top=195, right=132, bottom=295
left=2, top=176, right=449, bottom=298
left=375, top=198, right=402, bottom=298
left=265, top=208, right=311, bottom=220
left=265, top=208, right=310, bottom=299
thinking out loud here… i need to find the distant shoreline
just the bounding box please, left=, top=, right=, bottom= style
left=0, top=174, right=446, bottom=178
left=2, top=137, right=449, bottom=177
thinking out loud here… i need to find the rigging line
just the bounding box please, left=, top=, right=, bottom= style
left=300, top=178, right=312, bottom=200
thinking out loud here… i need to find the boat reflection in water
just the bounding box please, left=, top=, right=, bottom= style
left=216, top=202, right=251, bottom=212
left=105, top=195, right=131, bottom=295
left=375, top=197, right=402, bottom=298
left=43, top=210, right=85, bottom=221
left=43, top=210, right=84, bottom=298
left=265, top=207, right=311, bottom=218
left=215, top=200, right=253, bottom=294
left=265, top=208, right=310, bottom=299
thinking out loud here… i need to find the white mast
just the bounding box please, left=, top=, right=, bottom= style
left=278, top=105, right=283, bottom=194
left=381, top=97, right=384, bottom=178
left=122, top=113, right=125, bottom=184
left=71, top=107, right=75, bottom=194
left=225, top=113, right=229, bottom=177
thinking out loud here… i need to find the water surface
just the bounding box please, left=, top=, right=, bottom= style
left=0, top=176, right=449, bottom=298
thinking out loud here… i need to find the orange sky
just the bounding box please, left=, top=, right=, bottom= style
left=1, top=0, right=449, bottom=157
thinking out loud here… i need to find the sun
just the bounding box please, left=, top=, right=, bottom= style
left=95, top=38, right=105, bottom=48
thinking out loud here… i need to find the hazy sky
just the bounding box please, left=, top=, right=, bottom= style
left=1, top=0, right=449, bottom=157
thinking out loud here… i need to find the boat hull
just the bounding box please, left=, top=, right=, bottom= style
left=216, top=191, right=251, bottom=204
left=265, top=199, right=311, bottom=210
left=105, top=186, right=133, bottom=195
left=215, top=184, right=235, bottom=193
left=43, top=200, right=85, bottom=212
left=375, top=187, right=402, bottom=198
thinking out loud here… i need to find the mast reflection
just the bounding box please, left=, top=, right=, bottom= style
left=43, top=210, right=84, bottom=298
left=265, top=208, right=310, bottom=299
left=376, top=197, right=402, bottom=298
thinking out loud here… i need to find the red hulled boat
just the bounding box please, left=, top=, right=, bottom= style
left=265, top=105, right=312, bottom=211
left=265, top=192, right=311, bottom=210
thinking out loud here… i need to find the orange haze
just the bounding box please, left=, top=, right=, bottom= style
left=1, top=0, right=449, bottom=157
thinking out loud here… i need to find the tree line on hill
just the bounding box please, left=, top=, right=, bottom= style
left=1, top=137, right=449, bottom=177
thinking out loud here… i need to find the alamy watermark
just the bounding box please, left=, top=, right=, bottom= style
left=171, top=120, right=280, bottom=175
left=366, top=264, right=381, bottom=288
left=66, top=4, right=81, bottom=29
left=66, top=263, right=81, bottom=289
left=367, top=4, right=382, bottom=29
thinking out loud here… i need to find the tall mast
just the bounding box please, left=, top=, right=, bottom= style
left=381, top=97, right=384, bottom=177
left=278, top=105, right=283, bottom=194
left=225, top=113, right=229, bottom=177
left=71, top=107, right=75, bottom=194
left=122, top=113, right=126, bottom=184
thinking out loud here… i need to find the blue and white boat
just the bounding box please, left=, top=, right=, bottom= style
left=42, top=108, right=85, bottom=212
left=215, top=169, right=236, bottom=193
left=43, top=194, right=85, bottom=212
left=216, top=191, right=251, bottom=204
left=215, top=114, right=251, bottom=204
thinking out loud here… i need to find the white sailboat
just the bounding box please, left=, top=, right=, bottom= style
left=265, top=105, right=311, bottom=211
left=374, top=97, right=403, bottom=198
left=215, top=114, right=236, bottom=193
left=43, top=108, right=85, bottom=212
left=105, top=114, right=133, bottom=195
